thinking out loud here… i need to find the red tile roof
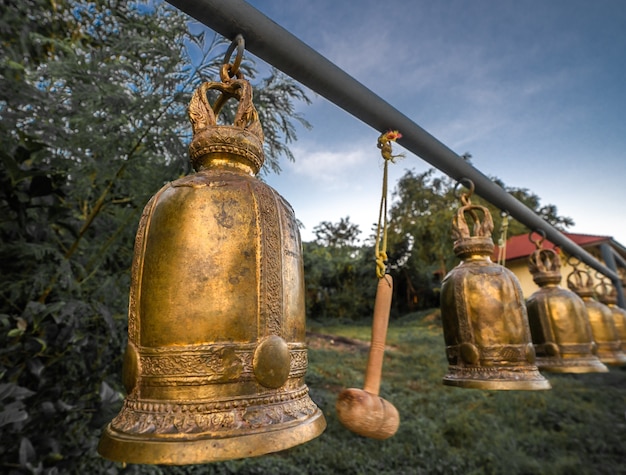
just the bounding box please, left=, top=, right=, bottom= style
left=492, top=233, right=611, bottom=262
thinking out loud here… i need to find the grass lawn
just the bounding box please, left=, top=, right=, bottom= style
left=155, top=310, right=626, bottom=475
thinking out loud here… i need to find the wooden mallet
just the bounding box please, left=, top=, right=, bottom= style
left=335, top=275, right=400, bottom=439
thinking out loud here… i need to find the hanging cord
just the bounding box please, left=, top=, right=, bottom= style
left=375, top=130, right=404, bottom=279
left=497, top=211, right=509, bottom=266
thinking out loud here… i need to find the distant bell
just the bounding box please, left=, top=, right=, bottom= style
left=440, top=187, right=550, bottom=390
left=525, top=247, right=607, bottom=373
left=98, top=75, right=325, bottom=465
left=595, top=281, right=626, bottom=359
left=567, top=269, right=626, bottom=366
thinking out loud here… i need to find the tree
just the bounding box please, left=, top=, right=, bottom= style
left=0, top=1, right=311, bottom=472
left=304, top=218, right=377, bottom=321
left=385, top=167, right=573, bottom=313
left=385, top=169, right=457, bottom=311
left=313, top=216, right=361, bottom=248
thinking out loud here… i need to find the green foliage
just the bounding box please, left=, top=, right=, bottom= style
left=301, top=168, right=575, bottom=319
left=312, top=216, right=361, bottom=248
left=385, top=167, right=574, bottom=313
left=386, top=169, right=458, bottom=312
left=302, top=241, right=377, bottom=322
left=0, top=1, right=310, bottom=473
left=254, top=69, right=312, bottom=175
left=302, top=217, right=379, bottom=322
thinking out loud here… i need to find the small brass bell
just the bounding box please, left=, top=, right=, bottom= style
left=525, top=238, right=607, bottom=373
left=440, top=182, right=550, bottom=390
left=595, top=280, right=626, bottom=357
left=567, top=266, right=626, bottom=366
left=98, top=42, right=325, bottom=465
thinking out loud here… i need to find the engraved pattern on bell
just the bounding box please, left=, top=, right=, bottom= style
left=133, top=343, right=308, bottom=383
left=440, top=195, right=550, bottom=390
left=526, top=248, right=608, bottom=373
left=607, top=305, right=626, bottom=354
left=98, top=74, right=325, bottom=465
left=567, top=268, right=626, bottom=366
left=109, top=386, right=318, bottom=435
left=595, top=281, right=626, bottom=362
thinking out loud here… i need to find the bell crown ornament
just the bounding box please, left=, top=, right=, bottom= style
left=450, top=185, right=494, bottom=259
left=525, top=234, right=607, bottom=373
left=440, top=180, right=550, bottom=390
left=188, top=72, right=264, bottom=175
left=566, top=264, right=595, bottom=298
left=527, top=234, right=562, bottom=287
left=595, top=278, right=618, bottom=306
left=98, top=36, right=325, bottom=465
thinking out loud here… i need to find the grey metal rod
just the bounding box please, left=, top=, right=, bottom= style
left=600, top=244, right=626, bottom=307
left=611, top=247, right=626, bottom=270
left=166, top=0, right=620, bottom=282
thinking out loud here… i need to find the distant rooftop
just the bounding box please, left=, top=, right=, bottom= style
left=493, top=232, right=614, bottom=262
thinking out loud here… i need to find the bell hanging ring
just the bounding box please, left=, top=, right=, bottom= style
left=525, top=232, right=607, bottom=373
left=98, top=37, right=325, bottom=465
left=566, top=263, right=626, bottom=366
left=440, top=180, right=550, bottom=390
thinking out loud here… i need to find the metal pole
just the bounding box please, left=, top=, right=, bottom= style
left=166, top=0, right=620, bottom=282
left=610, top=247, right=626, bottom=270
left=600, top=243, right=625, bottom=308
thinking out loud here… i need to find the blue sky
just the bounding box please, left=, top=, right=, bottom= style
left=192, top=0, right=626, bottom=245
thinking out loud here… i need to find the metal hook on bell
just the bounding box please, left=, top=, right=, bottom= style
left=567, top=254, right=582, bottom=269
left=453, top=177, right=475, bottom=207
left=528, top=229, right=546, bottom=249
left=205, top=34, right=247, bottom=119
left=222, top=34, right=245, bottom=80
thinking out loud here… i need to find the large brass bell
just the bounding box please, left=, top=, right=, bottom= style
left=98, top=39, right=325, bottom=465
left=525, top=235, right=607, bottom=373
left=595, top=279, right=626, bottom=356
left=566, top=264, right=626, bottom=366
left=440, top=181, right=550, bottom=390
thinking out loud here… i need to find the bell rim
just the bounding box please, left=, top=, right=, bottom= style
left=98, top=408, right=326, bottom=465
left=536, top=361, right=609, bottom=373
left=442, top=376, right=551, bottom=390
left=596, top=352, right=626, bottom=366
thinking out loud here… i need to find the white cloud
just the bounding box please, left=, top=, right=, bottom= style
left=250, top=0, right=626, bottom=248
left=285, top=143, right=371, bottom=186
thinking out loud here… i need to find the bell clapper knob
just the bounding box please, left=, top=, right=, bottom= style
left=336, top=275, right=400, bottom=440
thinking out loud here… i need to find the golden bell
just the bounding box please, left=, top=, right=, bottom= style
left=440, top=186, right=550, bottom=390
left=525, top=247, right=607, bottom=373
left=595, top=281, right=626, bottom=358
left=567, top=268, right=626, bottom=366
left=98, top=74, right=325, bottom=465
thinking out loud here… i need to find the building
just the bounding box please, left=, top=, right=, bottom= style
left=493, top=233, right=626, bottom=305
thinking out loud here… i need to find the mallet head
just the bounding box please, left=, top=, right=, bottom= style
left=336, top=388, right=399, bottom=440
